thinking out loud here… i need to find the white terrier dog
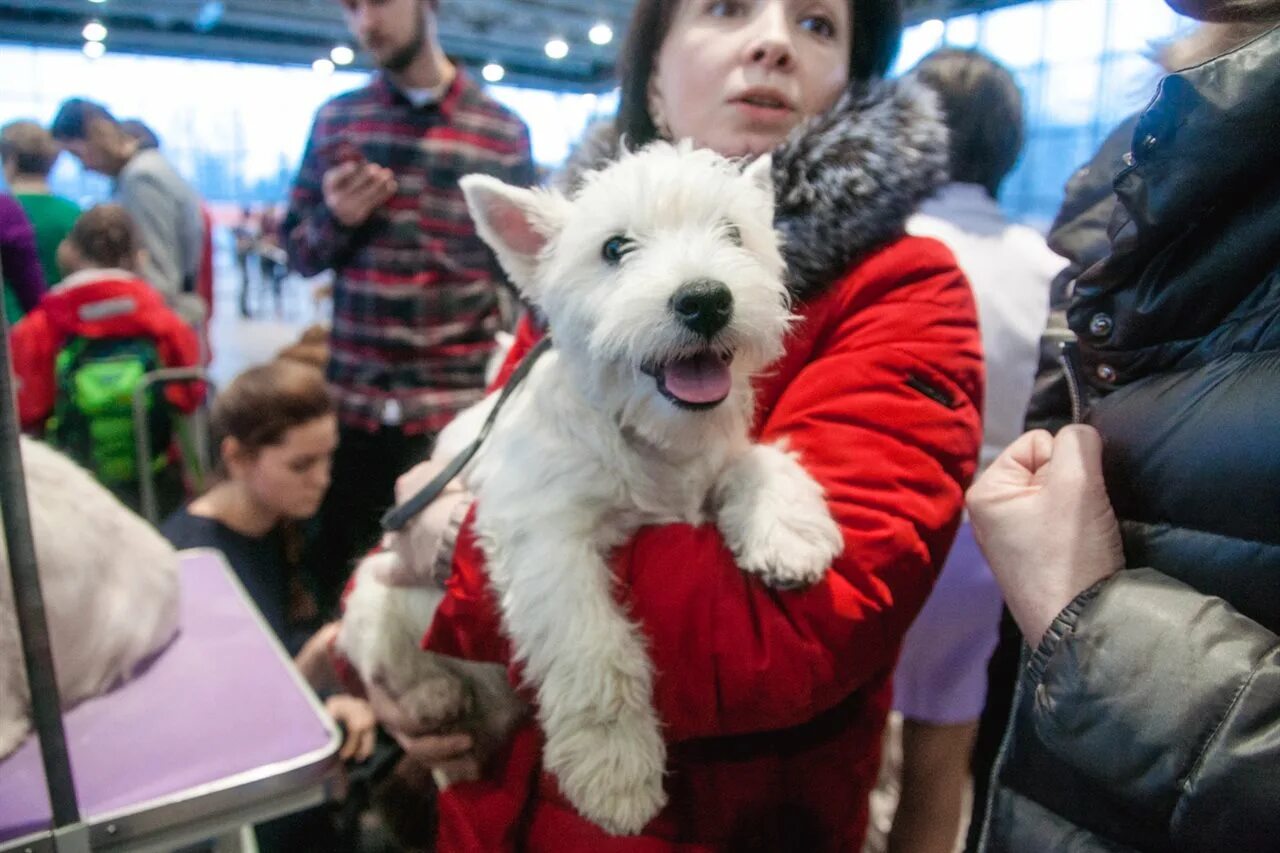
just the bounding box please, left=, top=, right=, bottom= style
left=0, top=437, right=180, bottom=759
left=341, top=142, right=842, bottom=834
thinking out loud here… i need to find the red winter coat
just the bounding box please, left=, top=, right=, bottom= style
left=423, top=234, right=984, bottom=852
left=10, top=269, right=202, bottom=431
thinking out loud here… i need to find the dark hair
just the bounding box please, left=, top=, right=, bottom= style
left=912, top=49, right=1023, bottom=197
left=0, top=120, right=61, bottom=176
left=211, top=359, right=334, bottom=467
left=616, top=0, right=903, bottom=146
left=67, top=204, right=141, bottom=270
left=119, top=119, right=161, bottom=150
left=50, top=98, right=118, bottom=142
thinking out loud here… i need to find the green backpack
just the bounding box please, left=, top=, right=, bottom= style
left=50, top=336, right=172, bottom=486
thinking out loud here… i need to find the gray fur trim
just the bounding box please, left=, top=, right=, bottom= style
left=553, top=78, right=950, bottom=301
left=774, top=76, right=949, bottom=300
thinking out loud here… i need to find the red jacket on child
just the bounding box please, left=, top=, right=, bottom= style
left=10, top=268, right=202, bottom=431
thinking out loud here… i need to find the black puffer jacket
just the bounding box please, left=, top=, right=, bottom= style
left=980, top=25, right=1280, bottom=853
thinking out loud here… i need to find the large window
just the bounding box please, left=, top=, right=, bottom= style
left=2, top=0, right=1196, bottom=228
left=0, top=44, right=614, bottom=207
left=894, top=0, right=1194, bottom=228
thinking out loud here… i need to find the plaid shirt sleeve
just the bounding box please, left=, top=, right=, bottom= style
left=282, top=108, right=367, bottom=278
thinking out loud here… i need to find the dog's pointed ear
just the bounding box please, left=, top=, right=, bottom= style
left=741, top=154, right=774, bottom=198
left=460, top=175, right=567, bottom=296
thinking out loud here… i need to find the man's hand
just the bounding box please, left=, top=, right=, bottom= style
left=966, top=425, right=1125, bottom=646
left=323, top=161, right=397, bottom=228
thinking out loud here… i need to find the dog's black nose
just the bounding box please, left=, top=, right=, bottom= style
left=671, top=280, right=733, bottom=339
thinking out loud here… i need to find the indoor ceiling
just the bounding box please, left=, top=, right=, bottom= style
left=0, top=0, right=1027, bottom=91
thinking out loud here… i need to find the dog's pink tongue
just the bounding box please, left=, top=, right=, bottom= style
left=662, top=353, right=732, bottom=404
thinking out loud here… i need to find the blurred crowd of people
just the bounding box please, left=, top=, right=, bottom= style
left=3, top=0, right=1279, bottom=851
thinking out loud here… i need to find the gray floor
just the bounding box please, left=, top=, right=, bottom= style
left=208, top=252, right=330, bottom=389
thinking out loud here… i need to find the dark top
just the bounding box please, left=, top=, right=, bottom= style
left=160, top=506, right=297, bottom=650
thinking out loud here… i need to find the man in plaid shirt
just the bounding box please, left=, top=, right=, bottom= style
left=284, top=0, right=534, bottom=608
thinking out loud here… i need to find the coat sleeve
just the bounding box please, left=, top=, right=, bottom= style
left=9, top=309, right=57, bottom=430
left=282, top=110, right=366, bottom=278
left=155, top=307, right=203, bottom=413
left=118, top=173, right=186, bottom=299
left=1025, top=567, right=1280, bottom=851
left=0, top=201, right=46, bottom=312
left=619, top=243, right=984, bottom=741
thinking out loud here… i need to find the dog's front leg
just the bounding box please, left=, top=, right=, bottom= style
left=713, top=442, right=844, bottom=589
left=488, top=532, right=667, bottom=835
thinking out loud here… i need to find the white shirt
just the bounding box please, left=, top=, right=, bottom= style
left=908, top=183, right=1066, bottom=472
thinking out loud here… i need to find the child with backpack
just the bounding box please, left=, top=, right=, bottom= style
left=9, top=203, right=201, bottom=511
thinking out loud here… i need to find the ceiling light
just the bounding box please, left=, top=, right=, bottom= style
left=195, top=0, right=224, bottom=32
left=82, top=40, right=106, bottom=59
left=82, top=20, right=107, bottom=42
left=312, top=57, right=335, bottom=74
left=588, top=23, right=613, bottom=46
left=921, top=18, right=944, bottom=41
left=330, top=45, right=355, bottom=66
left=482, top=62, right=505, bottom=83
left=88, top=0, right=107, bottom=4
left=544, top=38, right=569, bottom=60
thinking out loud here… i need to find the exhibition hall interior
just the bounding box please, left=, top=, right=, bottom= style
left=5, top=1, right=1272, bottom=853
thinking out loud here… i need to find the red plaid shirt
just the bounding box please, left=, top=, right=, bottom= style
left=284, top=70, right=535, bottom=434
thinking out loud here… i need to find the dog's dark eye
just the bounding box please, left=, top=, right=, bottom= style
left=724, top=222, right=742, bottom=246
left=602, top=235, right=632, bottom=264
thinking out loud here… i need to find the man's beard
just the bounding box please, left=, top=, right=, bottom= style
left=378, top=11, right=426, bottom=73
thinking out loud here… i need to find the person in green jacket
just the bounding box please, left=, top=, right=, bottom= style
left=2, top=119, right=80, bottom=288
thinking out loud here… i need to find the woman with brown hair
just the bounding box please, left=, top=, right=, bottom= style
left=161, top=358, right=336, bottom=652
left=370, top=1, right=984, bottom=850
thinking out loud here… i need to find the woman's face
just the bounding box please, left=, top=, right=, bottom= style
left=232, top=414, right=338, bottom=521
left=650, top=0, right=852, bottom=158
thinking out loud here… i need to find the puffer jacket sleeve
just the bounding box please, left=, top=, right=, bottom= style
left=1025, top=567, right=1280, bottom=851
left=618, top=238, right=984, bottom=740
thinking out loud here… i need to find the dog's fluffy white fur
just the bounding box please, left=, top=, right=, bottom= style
left=339, top=551, right=526, bottom=764
left=341, top=142, right=842, bottom=834
left=0, top=437, right=180, bottom=759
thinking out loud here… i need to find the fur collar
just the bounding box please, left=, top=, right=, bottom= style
left=555, top=77, right=949, bottom=301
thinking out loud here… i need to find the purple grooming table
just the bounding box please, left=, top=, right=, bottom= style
left=0, top=549, right=340, bottom=852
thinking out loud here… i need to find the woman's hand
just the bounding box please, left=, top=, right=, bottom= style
left=325, top=693, right=378, bottom=762
left=376, top=456, right=471, bottom=586
left=966, top=425, right=1126, bottom=646
left=365, top=679, right=481, bottom=783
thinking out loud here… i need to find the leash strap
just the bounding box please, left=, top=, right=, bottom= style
left=380, top=336, right=552, bottom=533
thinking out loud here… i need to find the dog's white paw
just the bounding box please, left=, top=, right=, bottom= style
left=545, top=709, right=667, bottom=836
left=715, top=443, right=843, bottom=589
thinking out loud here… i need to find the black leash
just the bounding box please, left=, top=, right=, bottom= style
left=380, top=336, right=552, bottom=533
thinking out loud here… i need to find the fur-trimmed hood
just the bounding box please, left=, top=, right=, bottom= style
left=555, top=77, right=949, bottom=301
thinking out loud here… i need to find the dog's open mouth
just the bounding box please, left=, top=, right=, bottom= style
left=644, top=350, right=734, bottom=409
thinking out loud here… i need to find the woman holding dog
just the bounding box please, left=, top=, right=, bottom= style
left=376, top=1, right=983, bottom=849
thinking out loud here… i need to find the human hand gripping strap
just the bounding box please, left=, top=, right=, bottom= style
left=380, top=336, right=552, bottom=533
